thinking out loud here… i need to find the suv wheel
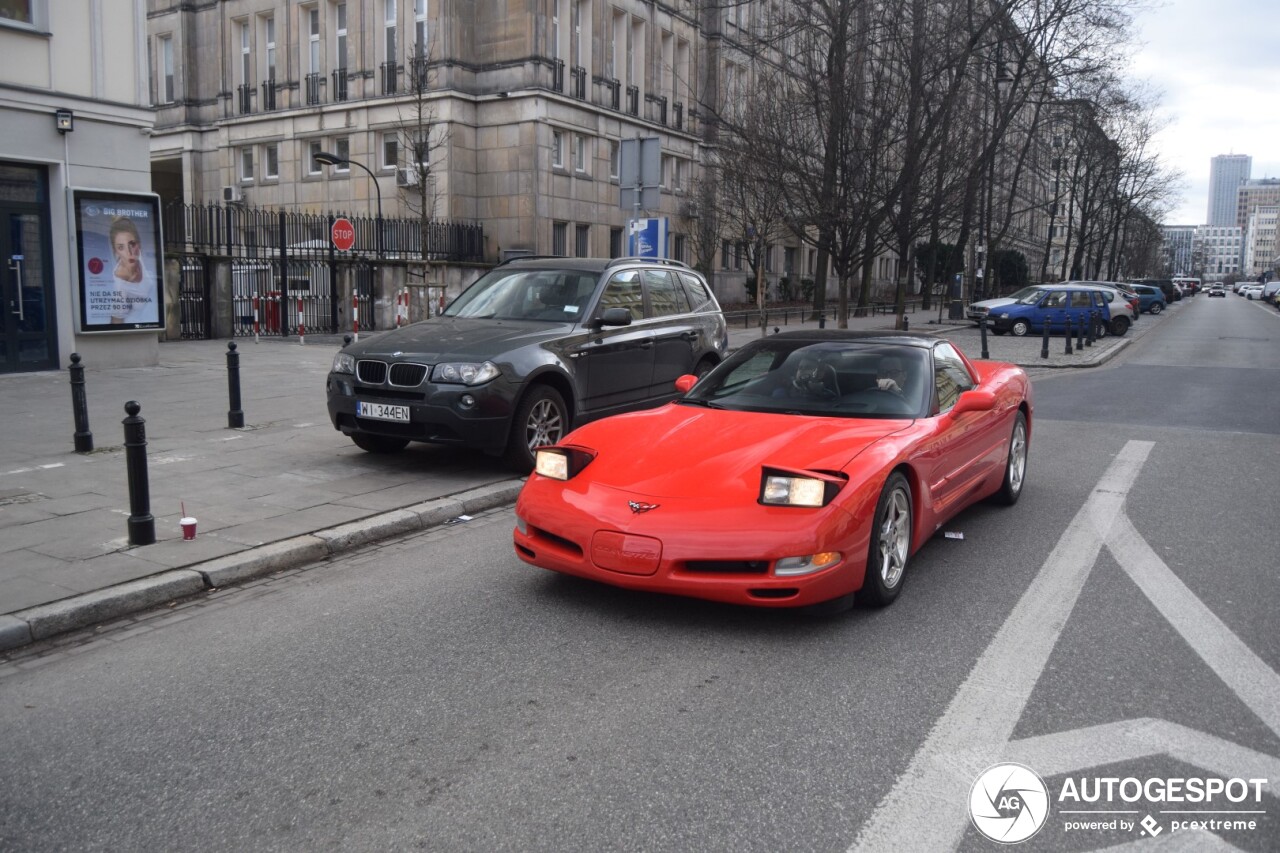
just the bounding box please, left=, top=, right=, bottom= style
left=504, top=385, right=569, bottom=473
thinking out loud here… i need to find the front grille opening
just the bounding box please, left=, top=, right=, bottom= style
left=357, top=360, right=387, bottom=384
left=748, top=588, right=799, bottom=600
left=531, top=526, right=582, bottom=557
left=685, top=560, right=769, bottom=574
left=389, top=363, right=428, bottom=386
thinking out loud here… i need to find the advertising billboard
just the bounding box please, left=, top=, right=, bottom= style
left=72, top=190, right=164, bottom=332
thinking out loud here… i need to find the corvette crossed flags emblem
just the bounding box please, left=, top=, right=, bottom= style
left=628, top=500, right=660, bottom=514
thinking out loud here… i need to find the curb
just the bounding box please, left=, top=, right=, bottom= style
left=1, top=479, right=525, bottom=653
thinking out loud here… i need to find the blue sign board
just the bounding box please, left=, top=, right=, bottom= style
left=628, top=218, right=668, bottom=258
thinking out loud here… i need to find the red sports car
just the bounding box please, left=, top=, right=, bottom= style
left=513, top=330, right=1032, bottom=610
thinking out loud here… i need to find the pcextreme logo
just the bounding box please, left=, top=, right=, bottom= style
left=969, top=763, right=1050, bottom=844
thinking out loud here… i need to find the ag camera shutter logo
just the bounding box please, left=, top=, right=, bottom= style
left=969, top=763, right=1050, bottom=844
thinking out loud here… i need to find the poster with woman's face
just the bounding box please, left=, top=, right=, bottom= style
left=73, top=191, right=164, bottom=331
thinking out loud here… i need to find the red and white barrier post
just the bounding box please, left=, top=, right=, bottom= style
left=252, top=296, right=260, bottom=344
left=297, top=296, right=305, bottom=345
left=352, top=294, right=360, bottom=342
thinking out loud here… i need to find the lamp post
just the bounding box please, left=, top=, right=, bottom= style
left=315, top=151, right=383, bottom=257
left=979, top=55, right=1015, bottom=303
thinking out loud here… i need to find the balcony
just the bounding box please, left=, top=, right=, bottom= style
left=381, top=61, right=399, bottom=95
left=409, top=54, right=430, bottom=91
left=626, top=85, right=639, bottom=116
left=237, top=83, right=253, bottom=115
left=332, top=68, right=349, bottom=102
left=673, top=101, right=684, bottom=130
left=552, top=59, right=565, bottom=93
left=570, top=65, right=586, bottom=100
left=305, top=72, right=323, bottom=106
left=261, top=78, right=277, bottom=111
left=605, top=78, right=620, bottom=111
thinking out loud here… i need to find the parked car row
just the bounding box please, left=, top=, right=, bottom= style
left=1237, top=281, right=1280, bottom=303
left=967, top=281, right=1142, bottom=337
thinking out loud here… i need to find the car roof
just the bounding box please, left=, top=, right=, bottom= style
left=756, top=329, right=942, bottom=350
left=494, top=256, right=698, bottom=275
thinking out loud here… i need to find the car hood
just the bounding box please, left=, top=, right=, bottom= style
left=971, top=296, right=1018, bottom=311
left=347, top=317, right=574, bottom=361
left=562, top=404, right=911, bottom=498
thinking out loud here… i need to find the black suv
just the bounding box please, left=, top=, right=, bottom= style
left=326, top=257, right=728, bottom=471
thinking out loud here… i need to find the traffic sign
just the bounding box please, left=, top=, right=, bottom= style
left=331, top=217, right=356, bottom=252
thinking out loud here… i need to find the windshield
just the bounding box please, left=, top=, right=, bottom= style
left=682, top=339, right=930, bottom=419
left=1014, top=288, right=1049, bottom=305
left=444, top=269, right=599, bottom=321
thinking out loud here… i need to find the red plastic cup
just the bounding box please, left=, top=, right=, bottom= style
left=180, top=517, right=197, bottom=540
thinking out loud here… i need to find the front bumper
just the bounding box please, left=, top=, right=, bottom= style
left=512, top=481, right=870, bottom=608
left=326, top=372, right=514, bottom=451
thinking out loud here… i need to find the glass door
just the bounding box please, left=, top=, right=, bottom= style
left=1, top=208, right=57, bottom=372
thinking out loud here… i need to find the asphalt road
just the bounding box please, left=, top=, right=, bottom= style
left=1, top=295, right=1277, bottom=852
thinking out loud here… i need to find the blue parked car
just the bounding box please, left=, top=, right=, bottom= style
left=989, top=284, right=1127, bottom=337
left=1129, top=283, right=1166, bottom=314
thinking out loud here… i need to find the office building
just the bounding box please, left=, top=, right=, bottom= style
left=1206, top=154, right=1250, bottom=227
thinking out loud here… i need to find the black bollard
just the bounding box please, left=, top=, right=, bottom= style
left=1040, top=321, right=1050, bottom=359
left=68, top=353, right=93, bottom=453
left=1064, top=316, right=1073, bottom=354
left=122, top=401, right=155, bottom=547
left=343, top=334, right=352, bottom=346
left=979, top=316, right=990, bottom=359
left=1088, top=310, right=1097, bottom=345
left=1077, top=312, right=1086, bottom=349
left=226, top=342, right=245, bottom=429
left=818, top=311, right=826, bottom=330
left=902, top=315, right=909, bottom=332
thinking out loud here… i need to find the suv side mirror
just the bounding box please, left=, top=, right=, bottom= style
left=589, top=307, right=633, bottom=330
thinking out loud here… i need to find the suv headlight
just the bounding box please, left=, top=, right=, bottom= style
left=331, top=353, right=356, bottom=374
left=432, top=361, right=500, bottom=385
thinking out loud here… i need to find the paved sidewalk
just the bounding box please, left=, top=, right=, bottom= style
left=0, top=300, right=1170, bottom=652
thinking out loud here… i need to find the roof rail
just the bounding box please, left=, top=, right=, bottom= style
left=494, top=254, right=563, bottom=267
left=605, top=256, right=692, bottom=271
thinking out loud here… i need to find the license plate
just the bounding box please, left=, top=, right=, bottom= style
left=357, top=401, right=410, bottom=422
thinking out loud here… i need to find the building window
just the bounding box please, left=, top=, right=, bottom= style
left=382, top=134, right=399, bottom=169
left=263, top=14, right=276, bottom=81
left=574, top=136, right=587, bottom=172
left=0, top=1, right=45, bottom=27
left=576, top=224, right=590, bottom=257
left=673, top=234, right=685, bottom=264
left=334, top=138, right=350, bottom=172
left=307, top=7, right=320, bottom=74
left=610, top=227, right=623, bottom=259
left=414, top=0, right=427, bottom=55
left=239, top=20, right=251, bottom=86
left=158, top=35, right=174, bottom=104
left=609, top=140, right=619, bottom=180
left=308, top=141, right=323, bottom=175
left=552, top=131, right=564, bottom=168
left=240, top=148, right=254, bottom=182
left=335, top=2, right=348, bottom=69
left=265, top=144, right=279, bottom=179
left=721, top=240, right=731, bottom=270
left=553, top=222, right=568, bottom=256
left=384, top=0, right=397, bottom=62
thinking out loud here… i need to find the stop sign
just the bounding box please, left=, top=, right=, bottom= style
left=331, top=217, right=356, bottom=252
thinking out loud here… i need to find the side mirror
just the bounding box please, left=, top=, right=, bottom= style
left=589, top=307, right=633, bottom=330
left=674, top=374, right=698, bottom=393
left=949, top=389, right=996, bottom=417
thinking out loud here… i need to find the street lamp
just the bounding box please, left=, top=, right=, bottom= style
left=315, top=150, right=383, bottom=256
left=978, top=55, right=1015, bottom=303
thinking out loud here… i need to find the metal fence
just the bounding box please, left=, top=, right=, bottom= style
left=163, top=202, right=484, bottom=262
left=164, top=202, right=483, bottom=339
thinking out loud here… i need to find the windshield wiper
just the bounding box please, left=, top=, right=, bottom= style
left=677, top=398, right=724, bottom=409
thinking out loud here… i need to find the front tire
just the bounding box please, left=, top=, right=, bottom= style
left=503, top=385, right=569, bottom=473
left=859, top=472, right=912, bottom=607
left=993, top=412, right=1028, bottom=506
left=1010, top=319, right=1030, bottom=337
left=351, top=433, right=409, bottom=454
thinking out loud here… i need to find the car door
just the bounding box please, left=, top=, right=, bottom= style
left=919, top=342, right=1006, bottom=517
left=1066, top=290, right=1094, bottom=331
left=642, top=268, right=700, bottom=397
left=577, top=269, right=656, bottom=414
left=1038, top=289, right=1069, bottom=331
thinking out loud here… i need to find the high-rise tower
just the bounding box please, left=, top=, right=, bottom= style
left=1207, top=154, right=1252, bottom=226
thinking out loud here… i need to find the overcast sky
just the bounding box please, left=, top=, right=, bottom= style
left=1127, top=0, right=1280, bottom=225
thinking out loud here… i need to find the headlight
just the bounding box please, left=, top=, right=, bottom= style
left=432, top=361, right=500, bottom=385
left=534, top=447, right=596, bottom=480
left=758, top=467, right=846, bottom=507
left=775, top=552, right=842, bottom=576
left=997, top=312, right=1009, bottom=319
left=331, top=352, right=355, bottom=374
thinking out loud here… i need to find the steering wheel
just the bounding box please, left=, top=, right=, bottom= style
left=802, top=363, right=840, bottom=400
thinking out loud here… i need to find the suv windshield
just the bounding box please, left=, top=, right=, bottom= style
left=444, top=269, right=599, bottom=321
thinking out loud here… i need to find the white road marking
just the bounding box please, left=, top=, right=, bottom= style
left=1105, top=514, right=1280, bottom=740
left=1094, top=829, right=1244, bottom=851
left=851, top=441, right=1154, bottom=852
